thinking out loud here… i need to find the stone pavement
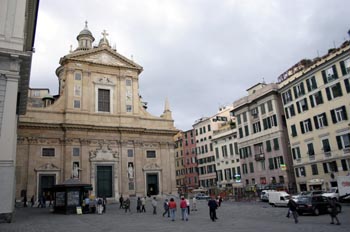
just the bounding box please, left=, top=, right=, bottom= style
left=0, top=198, right=349, bottom=232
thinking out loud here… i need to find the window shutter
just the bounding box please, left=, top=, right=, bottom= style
left=300, top=82, right=305, bottom=95
left=330, top=109, right=336, bottom=123
left=336, top=136, right=343, bottom=149
left=323, top=163, right=329, bottom=174
left=332, top=65, right=338, bottom=79
left=306, top=79, right=311, bottom=92
left=292, top=148, right=296, bottom=160
left=342, top=106, right=348, bottom=120
left=312, top=76, right=317, bottom=89
left=345, top=79, right=350, bottom=93
left=318, top=91, right=324, bottom=104
left=340, top=61, right=347, bottom=75
left=285, top=107, right=289, bottom=119
left=326, top=87, right=331, bottom=100
left=273, top=115, right=277, bottom=126
left=313, top=116, right=319, bottom=129
left=291, top=105, right=295, bottom=116
left=293, top=86, right=298, bottom=98
left=296, top=102, right=301, bottom=113
left=309, top=95, right=315, bottom=108
left=322, top=70, right=328, bottom=84
left=300, top=121, right=305, bottom=134
left=295, top=168, right=299, bottom=177
left=336, top=83, right=343, bottom=97
left=323, top=113, right=328, bottom=126
left=308, top=119, right=312, bottom=131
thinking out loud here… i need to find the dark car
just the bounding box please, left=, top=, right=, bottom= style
left=296, top=195, right=341, bottom=216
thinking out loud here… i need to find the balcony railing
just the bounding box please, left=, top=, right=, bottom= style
left=324, top=151, right=332, bottom=158
left=309, top=155, right=315, bottom=161
left=255, top=153, right=265, bottom=161
left=344, top=147, right=350, bottom=154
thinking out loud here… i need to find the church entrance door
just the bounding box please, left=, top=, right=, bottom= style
left=96, top=165, right=113, bottom=197
left=39, top=174, right=55, bottom=201
left=146, top=173, right=159, bottom=195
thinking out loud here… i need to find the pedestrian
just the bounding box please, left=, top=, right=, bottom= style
left=180, top=196, right=189, bottom=221
left=84, top=196, right=90, bottom=213
left=208, top=196, right=218, bottom=222
left=141, top=196, right=146, bottom=212
left=168, top=198, right=177, bottom=221
left=119, top=195, right=124, bottom=209
left=42, top=195, right=46, bottom=208
left=30, top=195, right=35, bottom=207
left=328, top=198, right=340, bottom=225
left=162, top=199, right=170, bottom=217
left=102, top=196, right=107, bottom=213
left=23, top=195, right=27, bottom=207
left=124, top=197, right=131, bottom=213
left=287, top=199, right=298, bottom=224
left=37, top=195, right=43, bottom=208
left=152, top=197, right=157, bottom=215
left=192, top=196, right=197, bottom=211
left=136, top=197, right=142, bottom=213
left=186, top=198, right=190, bottom=215
left=97, top=197, right=103, bottom=214
left=218, top=196, right=222, bottom=207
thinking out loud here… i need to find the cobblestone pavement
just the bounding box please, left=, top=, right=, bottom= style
left=0, top=198, right=349, bottom=232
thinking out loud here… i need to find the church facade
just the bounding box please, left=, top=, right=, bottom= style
left=16, top=23, right=178, bottom=202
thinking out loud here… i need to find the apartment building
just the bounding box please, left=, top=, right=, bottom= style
left=174, top=131, right=186, bottom=193
left=212, top=118, right=243, bottom=196
left=182, top=129, right=199, bottom=191
left=232, top=83, right=296, bottom=193
left=193, top=106, right=233, bottom=194
left=278, top=41, right=350, bottom=192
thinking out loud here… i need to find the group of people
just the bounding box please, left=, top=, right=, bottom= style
left=83, top=196, right=107, bottom=214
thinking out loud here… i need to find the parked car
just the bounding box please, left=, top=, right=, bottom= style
left=260, top=190, right=276, bottom=202
left=195, top=193, right=210, bottom=200
left=296, top=195, right=341, bottom=216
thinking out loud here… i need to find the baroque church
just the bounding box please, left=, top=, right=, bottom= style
left=16, top=23, right=178, bottom=202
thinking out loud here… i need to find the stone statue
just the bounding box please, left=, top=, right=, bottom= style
left=128, top=163, right=134, bottom=179
left=73, top=163, right=79, bottom=178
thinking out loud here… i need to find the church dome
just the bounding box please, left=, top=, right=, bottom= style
left=76, top=21, right=95, bottom=50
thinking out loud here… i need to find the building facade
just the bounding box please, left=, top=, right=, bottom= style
left=279, top=41, right=350, bottom=192
left=174, top=131, right=186, bottom=193
left=0, top=0, right=38, bottom=222
left=232, top=83, right=296, bottom=193
left=182, top=129, right=199, bottom=191
left=16, top=24, right=178, bottom=203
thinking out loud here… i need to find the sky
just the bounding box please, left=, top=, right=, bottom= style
left=30, top=0, right=350, bottom=131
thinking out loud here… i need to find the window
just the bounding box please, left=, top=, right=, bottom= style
left=260, top=103, right=266, bottom=114
left=322, top=138, right=331, bottom=152
left=229, top=143, right=234, bottom=156
left=322, top=65, right=338, bottom=84
left=262, top=115, right=277, bottom=130
left=75, top=72, right=82, bottom=80
left=42, top=148, right=55, bottom=157
left=282, top=90, right=293, bottom=105
left=296, top=98, right=308, bottom=113
left=323, top=161, right=338, bottom=173
left=251, top=107, right=259, bottom=118
left=249, top=162, right=254, bottom=173
left=293, top=82, right=305, bottom=98
left=146, top=150, right=156, bottom=158
left=313, top=113, right=328, bottom=129
left=33, top=90, right=40, bottom=97
left=98, top=89, right=110, bottom=112
left=222, top=145, right=228, bottom=158
left=306, top=76, right=317, bottom=92
left=238, top=127, right=243, bottom=138
left=244, top=125, right=249, bottom=136
left=336, top=133, right=350, bottom=150
left=208, top=124, right=211, bottom=132
left=267, top=100, right=273, bottom=112
left=330, top=106, right=348, bottom=124
left=242, top=112, right=247, bottom=122
left=127, top=149, right=134, bottom=157
left=254, top=143, right=264, bottom=155
left=307, top=143, right=315, bottom=156
left=300, top=119, right=312, bottom=134
left=242, top=163, right=248, bottom=174
left=126, top=78, right=132, bottom=86
left=269, top=156, right=284, bottom=170
left=237, top=114, right=241, bottom=125
left=126, top=105, right=132, bottom=112
left=253, top=122, right=261, bottom=133
left=74, top=85, right=81, bottom=96
left=345, top=78, right=350, bottom=93
left=341, top=159, right=350, bottom=171
left=295, top=167, right=306, bottom=177
left=326, top=83, right=343, bottom=100
left=311, top=164, right=318, bottom=175
left=340, top=58, right=350, bottom=75
left=273, top=138, right=279, bottom=150
left=292, top=147, right=301, bottom=160
left=285, top=105, right=295, bottom=119
left=309, top=91, right=323, bottom=107
left=266, top=140, right=271, bottom=152
left=72, top=147, right=80, bottom=156
left=74, top=100, right=80, bottom=109
left=291, top=124, right=297, bottom=137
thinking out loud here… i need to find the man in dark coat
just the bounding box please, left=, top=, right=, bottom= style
left=208, top=196, right=218, bottom=222
left=287, top=199, right=298, bottom=224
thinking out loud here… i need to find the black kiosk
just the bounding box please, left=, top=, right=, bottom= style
left=51, top=178, right=92, bottom=214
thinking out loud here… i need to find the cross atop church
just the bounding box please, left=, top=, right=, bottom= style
left=102, top=30, right=109, bottom=42
left=84, top=20, right=88, bottom=29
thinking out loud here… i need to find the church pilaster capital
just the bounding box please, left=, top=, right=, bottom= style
left=17, top=137, right=27, bottom=144
left=28, top=137, right=38, bottom=144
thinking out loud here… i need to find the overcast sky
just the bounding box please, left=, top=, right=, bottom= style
left=30, top=0, right=350, bottom=130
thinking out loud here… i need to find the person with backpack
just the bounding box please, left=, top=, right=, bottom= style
left=162, top=199, right=169, bottom=217
left=97, top=197, right=103, bottom=214
left=287, top=199, right=298, bottom=224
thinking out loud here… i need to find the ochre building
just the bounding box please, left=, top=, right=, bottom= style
left=16, top=23, right=178, bottom=202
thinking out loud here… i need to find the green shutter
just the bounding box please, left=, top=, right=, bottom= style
left=340, top=61, right=347, bottom=75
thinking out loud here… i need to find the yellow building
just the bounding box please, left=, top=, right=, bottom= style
left=16, top=23, right=178, bottom=202
left=278, top=41, right=350, bottom=192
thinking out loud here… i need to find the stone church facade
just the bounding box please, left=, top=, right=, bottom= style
left=16, top=23, right=178, bottom=202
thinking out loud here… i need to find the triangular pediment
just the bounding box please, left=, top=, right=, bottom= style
left=35, top=163, right=60, bottom=171
left=62, top=47, right=143, bottom=72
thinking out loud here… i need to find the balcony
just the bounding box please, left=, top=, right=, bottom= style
left=344, top=147, right=350, bottom=154
left=309, top=155, right=315, bottom=161
left=255, top=153, right=265, bottom=161
left=324, top=151, right=332, bottom=158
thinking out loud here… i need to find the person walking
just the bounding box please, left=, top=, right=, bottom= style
left=186, top=198, right=190, bottom=215
left=124, top=197, right=131, bottom=213
left=30, top=195, right=35, bottom=207
left=328, top=198, right=340, bottom=225
left=180, top=196, right=189, bottom=221
left=162, top=199, right=170, bottom=217
left=97, top=197, right=103, bottom=214
left=23, top=195, right=27, bottom=208
left=136, top=197, right=142, bottom=213
left=287, top=199, right=298, bottom=224
left=119, top=195, right=124, bottom=209
left=208, top=196, right=218, bottom=222
left=192, top=196, right=197, bottom=211
left=102, top=196, right=107, bottom=213
left=152, top=197, right=157, bottom=215
left=168, top=198, right=177, bottom=221
left=141, top=196, right=146, bottom=212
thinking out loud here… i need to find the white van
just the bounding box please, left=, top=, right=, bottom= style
left=268, top=191, right=290, bottom=207
left=260, top=190, right=275, bottom=202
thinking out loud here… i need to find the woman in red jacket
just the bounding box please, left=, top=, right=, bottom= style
left=168, top=198, right=177, bottom=221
